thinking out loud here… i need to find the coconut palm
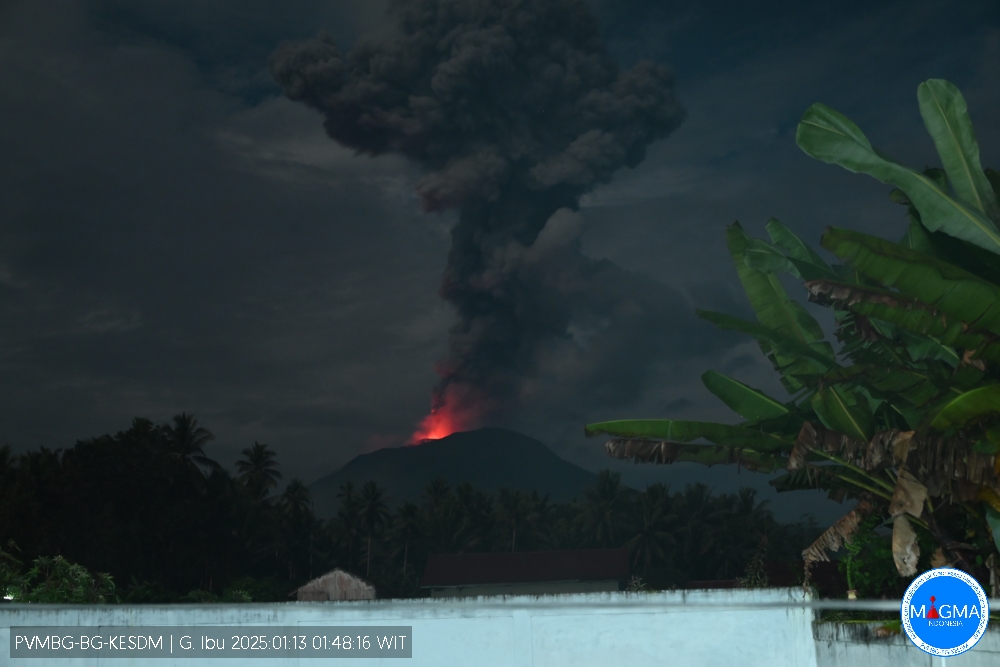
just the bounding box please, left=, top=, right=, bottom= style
left=280, top=479, right=315, bottom=580
left=578, top=471, right=631, bottom=548
left=282, top=479, right=312, bottom=516
left=624, top=489, right=676, bottom=574
left=451, top=483, right=494, bottom=552
left=391, top=502, right=422, bottom=579
left=236, top=442, right=282, bottom=500
left=329, top=482, right=361, bottom=571
left=359, top=481, right=389, bottom=577
left=496, top=489, right=536, bottom=552
left=162, top=413, right=219, bottom=473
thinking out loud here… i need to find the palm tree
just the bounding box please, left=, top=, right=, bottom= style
left=0, top=445, right=12, bottom=482
left=282, top=479, right=312, bottom=516
left=706, top=488, right=773, bottom=579
left=451, top=483, right=491, bottom=552
left=496, top=489, right=531, bottom=552
left=162, top=413, right=219, bottom=472
left=673, top=483, right=721, bottom=572
left=421, top=479, right=452, bottom=552
left=359, top=481, right=389, bottom=577
left=624, top=489, right=676, bottom=574
left=330, top=482, right=361, bottom=570
left=495, top=489, right=549, bottom=552
left=236, top=442, right=282, bottom=500
left=281, top=479, right=315, bottom=580
left=391, top=502, right=422, bottom=579
left=578, top=471, right=631, bottom=548
left=423, top=478, right=450, bottom=509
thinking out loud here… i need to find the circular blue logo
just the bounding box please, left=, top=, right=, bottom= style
left=901, top=568, right=989, bottom=657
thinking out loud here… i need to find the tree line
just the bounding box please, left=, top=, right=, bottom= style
left=0, top=415, right=823, bottom=602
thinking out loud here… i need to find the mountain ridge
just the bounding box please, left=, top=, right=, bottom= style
left=309, top=427, right=599, bottom=518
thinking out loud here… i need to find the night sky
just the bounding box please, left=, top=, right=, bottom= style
left=2, top=0, right=998, bottom=522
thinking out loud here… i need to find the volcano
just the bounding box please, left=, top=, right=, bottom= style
left=308, top=428, right=599, bottom=519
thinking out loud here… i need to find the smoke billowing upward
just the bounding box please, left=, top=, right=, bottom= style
left=269, top=0, right=686, bottom=440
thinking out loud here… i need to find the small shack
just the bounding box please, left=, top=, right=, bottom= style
left=293, top=569, right=375, bottom=601
left=420, top=548, right=629, bottom=597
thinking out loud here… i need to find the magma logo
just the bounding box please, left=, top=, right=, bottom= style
left=908, top=595, right=982, bottom=621
left=901, top=568, right=989, bottom=657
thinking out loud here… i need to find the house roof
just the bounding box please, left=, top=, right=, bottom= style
left=420, top=548, right=630, bottom=588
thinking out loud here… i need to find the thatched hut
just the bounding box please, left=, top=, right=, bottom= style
left=293, top=569, right=375, bottom=601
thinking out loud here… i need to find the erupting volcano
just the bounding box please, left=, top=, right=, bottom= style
left=408, top=384, right=491, bottom=444
left=270, top=0, right=685, bottom=440
left=409, top=408, right=459, bottom=444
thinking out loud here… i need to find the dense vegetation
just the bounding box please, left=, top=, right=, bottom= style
left=0, top=414, right=822, bottom=602
left=586, top=79, right=1000, bottom=597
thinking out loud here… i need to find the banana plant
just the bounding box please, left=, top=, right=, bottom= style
left=586, top=80, right=1000, bottom=586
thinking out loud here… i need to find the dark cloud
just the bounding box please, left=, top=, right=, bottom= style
left=0, top=0, right=997, bottom=523
left=269, top=0, right=687, bottom=433
left=86, top=0, right=388, bottom=100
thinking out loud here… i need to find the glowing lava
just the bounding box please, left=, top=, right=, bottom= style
left=409, top=384, right=492, bottom=444
left=409, top=407, right=460, bottom=444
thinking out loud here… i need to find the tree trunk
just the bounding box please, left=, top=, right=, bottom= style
left=366, top=533, right=372, bottom=577
left=403, top=541, right=409, bottom=578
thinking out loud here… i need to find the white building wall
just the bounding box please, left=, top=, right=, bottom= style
left=2, top=588, right=997, bottom=667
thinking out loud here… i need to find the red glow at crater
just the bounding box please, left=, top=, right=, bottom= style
left=408, top=384, right=490, bottom=444
left=409, top=407, right=461, bottom=444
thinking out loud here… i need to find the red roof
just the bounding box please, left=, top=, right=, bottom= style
left=420, top=549, right=630, bottom=587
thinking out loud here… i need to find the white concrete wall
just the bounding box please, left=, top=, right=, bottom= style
left=2, top=589, right=996, bottom=667
left=813, top=621, right=1000, bottom=667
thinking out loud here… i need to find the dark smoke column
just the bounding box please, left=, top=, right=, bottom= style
left=270, top=0, right=685, bottom=441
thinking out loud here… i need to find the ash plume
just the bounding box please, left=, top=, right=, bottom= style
left=269, top=0, right=686, bottom=431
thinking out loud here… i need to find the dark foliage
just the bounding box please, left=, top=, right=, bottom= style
left=1, top=417, right=826, bottom=601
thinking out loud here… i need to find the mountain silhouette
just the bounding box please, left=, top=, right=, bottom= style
left=309, top=427, right=599, bottom=518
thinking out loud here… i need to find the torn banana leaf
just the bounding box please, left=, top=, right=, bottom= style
left=603, top=438, right=783, bottom=473
left=584, top=419, right=792, bottom=452
left=892, top=514, right=920, bottom=576
left=804, top=279, right=990, bottom=352
left=888, top=468, right=928, bottom=518
left=802, top=496, right=874, bottom=564
left=820, top=228, right=1000, bottom=335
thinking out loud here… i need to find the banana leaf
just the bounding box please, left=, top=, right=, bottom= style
left=765, top=218, right=838, bottom=280
left=892, top=515, right=919, bottom=576
left=917, top=79, right=1000, bottom=223
left=805, top=279, right=1000, bottom=364
left=802, top=496, right=874, bottom=564
left=888, top=468, right=928, bottom=519
left=744, top=238, right=802, bottom=277
left=930, top=384, right=1000, bottom=430
left=821, top=227, right=1000, bottom=335
left=819, top=364, right=941, bottom=407
left=986, top=504, right=1000, bottom=553
left=728, top=222, right=821, bottom=340
left=603, top=438, right=783, bottom=473
left=770, top=464, right=852, bottom=497
left=697, top=310, right=837, bottom=369
left=796, top=103, right=1000, bottom=254
left=583, top=419, right=792, bottom=452
left=898, top=329, right=961, bottom=367
left=987, top=168, right=1000, bottom=198
left=903, top=210, right=940, bottom=256
left=701, top=370, right=790, bottom=422
left=899, top=205, right=1000, bottom=285
left=811, top=385, right=874, bottom=442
